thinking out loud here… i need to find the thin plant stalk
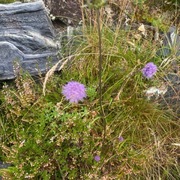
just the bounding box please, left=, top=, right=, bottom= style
left=96, top=9, right=106, bottom=146
left=97, top=9, right=103, bottom=115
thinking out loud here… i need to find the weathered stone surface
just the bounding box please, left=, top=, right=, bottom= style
left=0, top=0, right=59, bottom=80
left=44, top=0, right=82, bottom=25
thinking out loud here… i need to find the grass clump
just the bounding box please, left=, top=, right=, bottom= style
left=0, top=0, right=15, bottom=3
left=0, top=1, right=179, bottom=179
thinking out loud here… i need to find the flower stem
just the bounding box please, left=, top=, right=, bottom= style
left=97, top=10, right=102, bottom=112
left=96, top=9, right=106, bottom=146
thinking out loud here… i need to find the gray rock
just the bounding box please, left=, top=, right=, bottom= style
left=148, top=73, right=180, bottom=119
left=160, top=73, right=180, bottom=117
left=0, top=161, right=11, bottom=169
left=0, top=0, right=59, bottom=80
left=44, top=0, right=82, bottom=25
left=157, top=26, right=180, bottom=57
left=0, top=161, right=11, bottom=180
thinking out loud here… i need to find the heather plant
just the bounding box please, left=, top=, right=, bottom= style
left=0, top=0, right=179, bottom=179
left=0, top=72, right=99, bottom=179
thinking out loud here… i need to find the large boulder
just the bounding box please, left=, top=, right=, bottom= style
left=0, top=0, right=59, bottom=80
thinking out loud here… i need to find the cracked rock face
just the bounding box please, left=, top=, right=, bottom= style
left=44, top=0, right=82, bottom=25
left=0, top=0, right=59, bottom=80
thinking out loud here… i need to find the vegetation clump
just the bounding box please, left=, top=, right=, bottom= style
left=0, top=0, right=179, bottom=179
left=0, top=0, right=15, bottom=3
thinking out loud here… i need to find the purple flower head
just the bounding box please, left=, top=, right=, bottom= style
left=142, top=62, right=157, bottom=79
left=94, top=155, right=100, bottom=162
left=62, top=81, right=86, bottom=103
left=118, top=136, right=124, bottom=142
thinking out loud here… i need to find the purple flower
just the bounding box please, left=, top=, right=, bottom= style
left=94, top=155, right=100, bottom=162
left=142, top=62, right=157, bottom=79
left=62, top=81, right=86, bottom=103
left=118, top=136, right=124, bottom=142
